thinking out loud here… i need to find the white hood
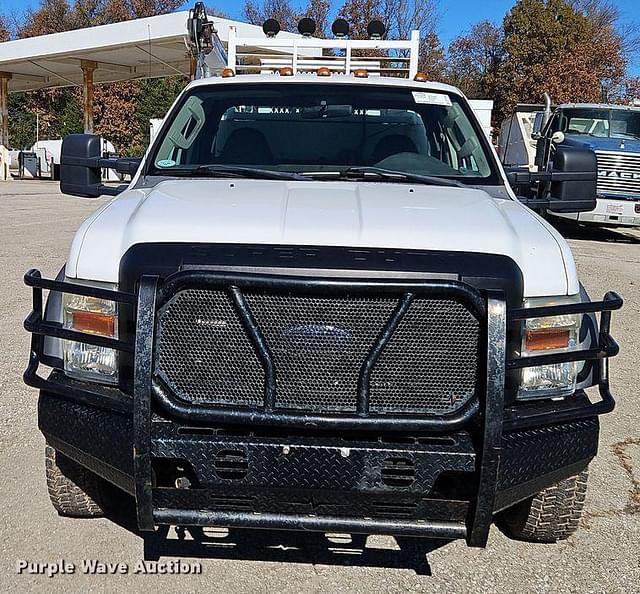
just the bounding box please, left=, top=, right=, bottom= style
left=67, top=179, right=578, bottom=297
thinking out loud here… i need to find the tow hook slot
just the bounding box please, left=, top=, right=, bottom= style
left=214, top=449, right=248, bottom=480
left=381, top=457, right=415, bottom=487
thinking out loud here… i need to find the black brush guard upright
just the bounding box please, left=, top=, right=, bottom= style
left=23, top=269, right=622, bottom=547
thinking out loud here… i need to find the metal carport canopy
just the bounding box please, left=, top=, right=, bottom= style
left=0, top=11, right=303, bottom=143
left=0, top=11, right=304, bottom=91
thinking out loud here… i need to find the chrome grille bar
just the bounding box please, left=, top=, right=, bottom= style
left=596, top=151, right=640, bottom=198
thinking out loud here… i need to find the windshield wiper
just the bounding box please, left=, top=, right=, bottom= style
left=164, top=164, right=308, bottom=181
left=313, top=167, right=466, bottom=188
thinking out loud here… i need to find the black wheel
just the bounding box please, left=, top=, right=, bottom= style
left=45, top=444, right=106, bottom=517
left=500, top=469, right=588, bottom=542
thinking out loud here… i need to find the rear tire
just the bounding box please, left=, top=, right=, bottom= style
left=45, top=444, right=106, bottom=517
left=500, top=469, right=588, bottom=542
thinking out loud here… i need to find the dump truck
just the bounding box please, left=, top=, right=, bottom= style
left=500, top=97, right=640, bottom=227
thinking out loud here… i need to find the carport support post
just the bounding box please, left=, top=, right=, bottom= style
left=0, top=73, right=11, bottom=148
left=81, top=60, right=97, bottom=134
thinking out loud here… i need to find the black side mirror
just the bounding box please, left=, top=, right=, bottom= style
left=60, top=134, right=140, bottom=198
left=549, top=146, right=597, bottom=213
left=60, top=134, right=103, bottom=197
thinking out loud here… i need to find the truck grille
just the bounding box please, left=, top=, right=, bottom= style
left=154, top=288, right=481, bottom=415
left=596, top=151, right=640, bottom=198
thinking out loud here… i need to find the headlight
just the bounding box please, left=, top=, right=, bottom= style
left=517, top=294, right=581, bottom=400
left=63, top=288, right=118, bottom=384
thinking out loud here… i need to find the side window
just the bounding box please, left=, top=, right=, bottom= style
left=154, top=96, right=206, bottom=166
left=441, top=104, right=491, bottom=177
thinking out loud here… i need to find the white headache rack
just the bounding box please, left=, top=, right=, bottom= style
left=227, top=28, right=421, bottom=79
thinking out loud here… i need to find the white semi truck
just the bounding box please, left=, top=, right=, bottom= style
left=23, top=4, right=622, bottom=550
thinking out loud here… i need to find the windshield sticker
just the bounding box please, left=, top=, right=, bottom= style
left=156, top=159, right=176, bottom=168
left=412, top=92, right=452, bottom=107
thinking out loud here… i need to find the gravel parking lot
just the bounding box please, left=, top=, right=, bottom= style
left=1, top=179, right=638, bottom=593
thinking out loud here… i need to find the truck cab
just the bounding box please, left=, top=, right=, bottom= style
left=24, top=9, right=622, bottom=549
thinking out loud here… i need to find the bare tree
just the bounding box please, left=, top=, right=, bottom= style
left=0, top=15, right=11, bottom=41
left=244, top=0, right=298, bottom=32
left=446, top=20, right=504, bottom=97
left=304, top=0, right=331, bottom=38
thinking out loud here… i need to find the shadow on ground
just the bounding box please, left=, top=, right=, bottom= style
left=104, top=494, right=448, bottom=575
left=551, top=219, right=640, bottom=244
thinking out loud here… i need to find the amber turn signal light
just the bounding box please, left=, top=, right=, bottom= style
left=221, top=68, right=235, bottom=78
left=524, top=328, right=571, bottom=351
left=279, top=66, right=294, bottom=76
left=70, top=311, right=116, bottom=337
left=317, top=66, right=331, bottom=76
left=353, top=68, right=369, bottom=78
left=413, top=71, right=428, bottom=82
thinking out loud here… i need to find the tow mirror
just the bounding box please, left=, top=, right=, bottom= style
left=549, top=146, right=597, bottom=213
left=60, top=134, right=102, bottom=197
left=60, top=134, right=141, bottom=198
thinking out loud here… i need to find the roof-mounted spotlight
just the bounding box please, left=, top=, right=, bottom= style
left=262, top=18, right=280, bottom=37
left=298, top=17, right=316, bottom=37
left=367, top=19, right=386, bottom=39
left=331, top=18, right=350, bottom=38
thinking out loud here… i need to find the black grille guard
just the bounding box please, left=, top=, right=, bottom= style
left=23, top=268, right=622, bottom=429
left=23, top=268, right=623, bottom=546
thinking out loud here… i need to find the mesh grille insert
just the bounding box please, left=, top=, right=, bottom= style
left=369, top=299, right=479, bottom=413
left=246, top=294, right=397, bottom=411
left=155, top=290, right=264, bottom=406
left=154, top=287, right=481, bottom=415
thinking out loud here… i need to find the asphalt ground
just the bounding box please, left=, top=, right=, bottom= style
left=1, top=180, right=638, bottom=593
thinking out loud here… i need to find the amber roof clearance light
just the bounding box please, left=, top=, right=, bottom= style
left=279, top=66, right=294, bottom=76
left=353, top=68, right=369, bottom=78
left=413, top=71, right=428, bottom=82
left=317, top=66, right=331, bottom=77
left=222, top=68, right=235, bottom=78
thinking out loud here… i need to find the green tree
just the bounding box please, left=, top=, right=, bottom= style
left=8, top=95, right=37, bottom=150
left=492, top=0, right=627, bottom=124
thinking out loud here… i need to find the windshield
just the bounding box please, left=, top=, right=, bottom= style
left=556, top=108, right=640, bottom=140
left=148, top=83, right=499, bottom=185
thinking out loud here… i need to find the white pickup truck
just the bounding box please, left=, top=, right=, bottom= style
left=23, top=8, right=622, bottom=549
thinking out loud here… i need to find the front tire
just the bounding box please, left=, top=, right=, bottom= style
left=45, top=444, right=106, bottom=517
left=500, top=469, right=589, bottom=542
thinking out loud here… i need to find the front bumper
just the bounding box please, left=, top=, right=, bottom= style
left=552, top=196, right=640, bottom=226
left=39, top=389, right=600, bottom=541
left=24, top=269, right=622, bottom=547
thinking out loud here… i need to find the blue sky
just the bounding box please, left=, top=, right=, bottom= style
left=5, top=0, right=640, bottom=71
